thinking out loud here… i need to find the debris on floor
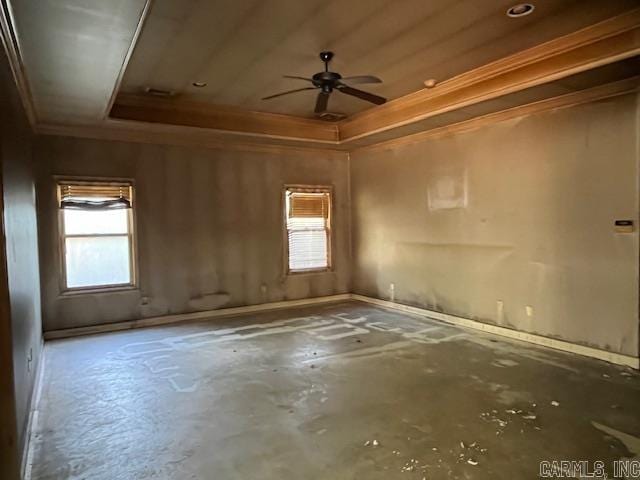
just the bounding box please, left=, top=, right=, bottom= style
left=30, top=303, right=640, bottom=479
left=400, top=458, right=422, bottom=472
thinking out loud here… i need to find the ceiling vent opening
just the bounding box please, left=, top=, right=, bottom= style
left=317, top=111, right=346, bottom=122
left=143, top=87, right=176, bottom=97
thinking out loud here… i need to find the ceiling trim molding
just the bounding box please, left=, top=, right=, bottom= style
left=110, top=93, right=340, bottom=144
left=395, top=8, right=640, bottom=103
left=351, top=76, right=640, bottom=154
left=37, top=77, right=639, bottom=157
left=338, top=8, right=640, bottom=142
left=107, top=8, right=640, bottom=146
left=0, top=0, right=37, bottom=127
left=103, top=0, right=153, bottom=121
left=3, top=4, right=639, bottom=149
left=35, top=120, right=348, bottom=157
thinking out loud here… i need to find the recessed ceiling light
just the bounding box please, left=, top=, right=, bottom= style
left=506, top=3, right=534, bottom=18
left=192, top=82, right=207, bottom=88
left=423, top=78, right=437, bottom=88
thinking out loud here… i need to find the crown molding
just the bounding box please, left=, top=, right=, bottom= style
left=3, top=4, right=640, bottom=151
left=107, top=8, right=640, bottom=146
left=0, top=0, right=37, bottom=127
left=351, top=76, right=640, bottom=154
left=35, top=119, right=348, bottom=157
left=338, top=8, right=640, bottom=142
left=110, top=93, right=340, bottom=144
left=37, top=75, right=639, bottom=157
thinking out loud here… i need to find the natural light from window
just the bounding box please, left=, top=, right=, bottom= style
left=59, top=183, right=135, bottom=290
left=285, top=188, right=331, bottom=272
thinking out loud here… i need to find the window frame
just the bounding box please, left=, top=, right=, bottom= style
left=282, top=184, right=333, bottom=275
left=56, top=177, right=139, bottom=295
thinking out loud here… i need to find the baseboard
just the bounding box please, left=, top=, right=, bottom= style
left=21, top=340, right=45, bottom=480
left=351, top=294, right=640, bottom=370
left=43, top=293, right=352, bottom=340
left=42, top=292, right=639, bottom=370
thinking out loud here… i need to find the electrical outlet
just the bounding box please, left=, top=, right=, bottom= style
left=496, top=300, right=504, bottom=319
left=525, top=305, right=533, bottom=317
left=389, top=283, right=395, bottom=302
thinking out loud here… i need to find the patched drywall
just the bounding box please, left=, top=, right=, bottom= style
left=350, top=93, right=639, bottom=357
left=0, top=49, right=42, bottom=476
left=35, top=137, right=350, bottom=331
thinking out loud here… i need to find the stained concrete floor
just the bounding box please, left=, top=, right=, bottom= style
left=30, top=301, right=640, bottom=479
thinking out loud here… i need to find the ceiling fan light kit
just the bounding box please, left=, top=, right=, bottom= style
left=262, top=51, right=387, bottom=118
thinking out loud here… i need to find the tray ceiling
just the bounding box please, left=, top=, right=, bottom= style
left=2, top=0, right=639, bottom=152
left=120, top=0, right=639, bottom=118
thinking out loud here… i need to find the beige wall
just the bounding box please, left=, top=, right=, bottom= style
left=0, top=48, right=42, bottom=477
left=35, top=137, right=350, bottom=331
left=351, top=93, right=639, bottom=356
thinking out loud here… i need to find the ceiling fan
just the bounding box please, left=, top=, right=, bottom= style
left=262, top=51, right=386, bottom=116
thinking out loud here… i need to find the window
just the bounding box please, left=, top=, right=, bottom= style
left=285, top=186, right=332, bottom=273
left=58, top=180, right=136, bottom=291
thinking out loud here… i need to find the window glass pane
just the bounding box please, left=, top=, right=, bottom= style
left=288, top=229, right=328, bottom=271
left=65, top=236, right=131, bottom=288
left=64, top=209, right=129, bottom=235
left=287, top=216, right=325, bottom=230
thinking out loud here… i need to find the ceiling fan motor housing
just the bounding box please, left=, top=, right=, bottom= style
left=261, top=50, right=386, bottom=113
left=312, top=71, right=342, bottom=92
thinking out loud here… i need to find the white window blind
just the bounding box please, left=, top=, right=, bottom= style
left=59, top=182, right=132, bottom=210
left=286, top=188, right=331, bottom=272
left=58, top=181, right=135, bottom=290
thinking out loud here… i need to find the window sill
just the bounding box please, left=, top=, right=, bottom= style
left=59, top=285, right=139, bottom=297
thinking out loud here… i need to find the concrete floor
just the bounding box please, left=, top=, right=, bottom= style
left=30, top=301, right=640, bottom=479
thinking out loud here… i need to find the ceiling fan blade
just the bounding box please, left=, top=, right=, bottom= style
left=341, top=75, right=382, bottom=84
left=262, top=87, right=316, bottom=100
left=283, top=75, right=314, bottom=82
left=336, top=85, right=386, bottom=105
left=315, top=91, right=330, bottom=114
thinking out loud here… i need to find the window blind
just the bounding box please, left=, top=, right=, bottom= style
left=286, top=190, right=330, bottom=271
left=289, top=192, right=329, bottom=219
left=59, top=183, right=133, bottom=210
